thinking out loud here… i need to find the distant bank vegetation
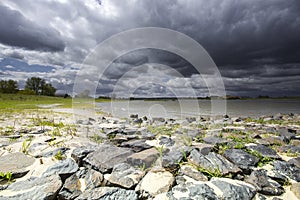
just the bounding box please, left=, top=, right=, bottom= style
left=0, top=77, right=56, bottom=96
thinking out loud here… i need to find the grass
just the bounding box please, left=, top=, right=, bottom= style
left=148, top=124, right=180, bottom=136
left=0, top=94, right=73, bottom=110
left=21, top=139, right=31, bottom=154
left=54, top=150, right=65, bottom=160
left=0, top=172, right=13, bottom=182
left=196, top=166, right=224, bottom=178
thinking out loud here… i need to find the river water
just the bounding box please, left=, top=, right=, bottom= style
left=97, top=99, right=300, bottom=119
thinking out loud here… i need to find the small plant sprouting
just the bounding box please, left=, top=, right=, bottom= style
left=90, top=133, right=104, bottom=144
left=54, top=150, right=65, bottom=160
left=197, top=166, right=223, bottom=178
left=21, top=139, right=31, bottom=154
left=155, top=146, right=166, bottom=157
left=0, top=172, right=13, bottom=182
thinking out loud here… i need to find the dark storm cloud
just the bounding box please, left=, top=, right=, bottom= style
left=0, top=5, right=65, bottom=51
left=0, top=0, right=300, bottom=97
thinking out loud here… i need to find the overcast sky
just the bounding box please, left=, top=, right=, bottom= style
left=0, top=0, right=300, bottom=97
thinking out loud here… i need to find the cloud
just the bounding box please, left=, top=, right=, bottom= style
left=0, top=0, right=299, bottom=97
left=0, top=5, right=65, bottom=51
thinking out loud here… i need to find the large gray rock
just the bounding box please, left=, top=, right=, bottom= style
left=167, top=178, right=256, bottom=200
left=188, top=150, right=241, bottom=176
left=83, top=144, right=133, bottom=173
left=108, top=163, right=145, bottom=189
left=203, top=136, right=228, bottom=145
left=71, top=146, right=95, bottom=166
left=0, top=152, right=35, bottom=178
left=167, top=182, right=218, bottom=199
left=178, top=165, right=208, bottom=182
left=162, top=150, right=184, bottom=172
left=58, top=168, right=104, bottom=200
left=127, top=148, right=159, bottom=169
left=42, top=158, right=79, bottom=180
left=224, top=149, right=259, bottom=173
left=245, top=169, right=284, bottom=196
left=75, top=187, right=138, bottom=200
left=0, top=174, right=62, bottom=200
left=120, top=139, right=152, bottom=152
left=210, top=178, right=257, bottom=200
left=246, top=144, right=280, bottom=159
left=273, top=160, right=300, bottom=181
left=136, top=168, right=174, bottom=198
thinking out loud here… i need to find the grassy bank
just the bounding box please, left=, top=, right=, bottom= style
left=0, top=94, right=73, bottom=110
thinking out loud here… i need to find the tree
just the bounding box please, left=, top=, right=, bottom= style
left=25, top=77, right=56, bottom=96
left=0, top=79, right=18, bottom=93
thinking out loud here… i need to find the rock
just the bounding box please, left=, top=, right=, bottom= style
left=120, top=139, right=152, bottom=152
left=246, top=143, right=281, bottom=159
left=245, top=169, right=284, bottom=196
left=0, top=152, right=35, bottom=178
left=59, top=168, right=104, bottom=200
left=288, top=157, right=300, bottom=168
left=192, top=143, right=214, bottom=155
left=167, top=182, right=218, bottom=199
left=273, top=160, right=300, bottom=181
left=203, top=136, right=228, bottom=145
left=42, top=158, right=79, bottom=180
left=83, top=144, right=133, bottom=173
left=224, top=149, right=259, bottom=173
left=178, top=165, right=208, bottom=182
left=130, top=114, right=138, bottom=119
left=108, top=163, right=145, bottom=189
left=277, top=145, right=300, bottom=154
left=162, top=150, right=184, bottom=172
left=40, top=147, right=70, bottom=158
left=188, top=150, right=241, bottom=176
left=291, top=182, right=300, bottom=199
left=152, top=117, right=165, bottom=123
left=159, top=136, right=175, bottom=146
left=0, top=174, right=62, bottom=200
left=186, top=117, right=196, bottom=123
left=75, top=187, right=138, bottom=200
left=168, top=178, right=256, bottom=200
left=210, top=178, right=256, bottom=200
left=127, top=148, right=159, bottom=169
left=136, top=168, right=174, bottom=197
left=71, top=146, right=95, bottom=166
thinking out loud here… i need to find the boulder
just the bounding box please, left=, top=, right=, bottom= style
left=246, top=144, right=280, bottom=159
left=42, top=158, right=79, bottom=180
left=203, top=136, right=228, bottom=145
left=71, top=146, right=95, bottom=166
left=0, top=174, right=62, bottom=200
left=245, top=169, right=284, bottom=196
left=120, top=139, right=152, bottom=152
left=178, top=165, right=208, bottom=182
left=75, top=187, right=138, bottom=200
left=59, top=168, right=104, bottom=200
left=162, top=150, right=184, bottom=172
left=167, top=182, right=218, bottom=199
left=273, top=160, right=300, bottom=181
left=210, top=178, right=256, bottom=200
left=83, top=144, right=133, bottom=173
left=127, top=148, right=159, bottom=169
left=188, top=150, right=241, bottom=176
left=0, top=152, right=35, bottom=178
left=108, top=163, right=145, bottom=189
left=224, top=149, right=259, bottom=173
left=136, top=168, right=174, bottom=198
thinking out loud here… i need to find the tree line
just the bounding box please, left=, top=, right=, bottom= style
left=0, top=77, right=56, bottom=96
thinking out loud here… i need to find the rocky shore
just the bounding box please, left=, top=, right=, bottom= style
left=0, top=110, right=299, bottom=199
